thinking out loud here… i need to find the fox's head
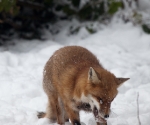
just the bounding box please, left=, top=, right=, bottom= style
left=82, top=67, right=129, bottom=123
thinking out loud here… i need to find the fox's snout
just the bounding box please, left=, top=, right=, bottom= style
left=92, top=101, right=111, bottom=119
left=104, top=114, right=109, bottom=118
left=100, top=103, right=111, bottom=119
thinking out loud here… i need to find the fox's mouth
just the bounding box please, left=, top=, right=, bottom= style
left=93, top=107, right=106, bottom=123
left=93, top=106, right=98, bottom=117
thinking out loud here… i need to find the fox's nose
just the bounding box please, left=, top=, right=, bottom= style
left=104, top=114, right=109, bottom=118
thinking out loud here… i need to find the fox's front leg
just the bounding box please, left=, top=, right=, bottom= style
left=65, top=104, right=81, bottom=125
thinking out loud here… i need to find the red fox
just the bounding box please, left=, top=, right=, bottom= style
left=37, top=46, right=129, bottom=125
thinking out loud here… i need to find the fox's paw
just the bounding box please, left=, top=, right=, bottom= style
left=37, top=112, right=46, bottom=118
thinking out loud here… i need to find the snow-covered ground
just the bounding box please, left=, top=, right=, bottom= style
left=0, top=21, right=150, bottom=125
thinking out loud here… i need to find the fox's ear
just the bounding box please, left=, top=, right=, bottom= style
left=88, top=67, right=100, bottom=84
left=116, top=78, right=130, bottom=87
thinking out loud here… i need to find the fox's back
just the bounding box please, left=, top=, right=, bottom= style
left=51, top=46, right=100, bottom=67
left=45, top=46, right=102, bottom=75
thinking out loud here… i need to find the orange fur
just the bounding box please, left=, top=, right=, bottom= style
left=38, top=46, right=129, bottom=125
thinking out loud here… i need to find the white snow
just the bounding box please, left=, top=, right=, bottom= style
left=0, top=20, right=150, bottom=125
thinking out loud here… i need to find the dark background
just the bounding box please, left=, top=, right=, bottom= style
left=0, top=0, right=149, bottom=45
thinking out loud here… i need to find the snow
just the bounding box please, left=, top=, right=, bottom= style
left=0, top=20, right=150, bottom=125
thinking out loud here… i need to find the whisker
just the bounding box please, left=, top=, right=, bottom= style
left=111, top=107, right=126, bottom=110
left=110, top=109, right=118, bottom=118
left=109, top=110, right=120, bottom=124
left=109, top=109, right=129, bottom=125
left=114, top=102, right=136, bottom=107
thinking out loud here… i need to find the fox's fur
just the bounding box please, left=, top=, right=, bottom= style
left=38, top=46, right=129, bottom=125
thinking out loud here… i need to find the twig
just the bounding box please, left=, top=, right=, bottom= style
left=137, top=92, right=141, bottom=125
left=97, top=122, right=107, bottom=125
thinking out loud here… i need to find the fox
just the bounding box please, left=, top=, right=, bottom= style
left=37, top=46, right=129, bottom=125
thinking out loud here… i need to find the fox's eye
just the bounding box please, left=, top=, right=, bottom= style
left=96, top=97, right=103, bottom=104
left=100, top=99, right=103, bottom=104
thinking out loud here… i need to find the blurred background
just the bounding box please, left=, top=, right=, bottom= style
left=0, top=0, right=150, bottom=45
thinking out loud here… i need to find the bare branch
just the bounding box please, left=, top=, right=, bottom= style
left=137, top=92, right=141, bottom=125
